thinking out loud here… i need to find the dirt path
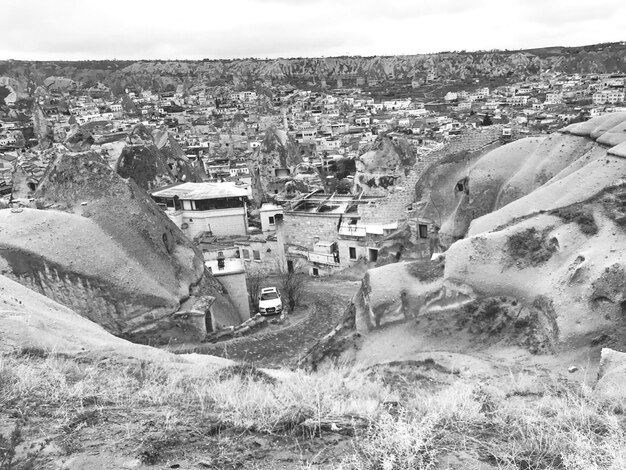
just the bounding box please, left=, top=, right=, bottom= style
left=186, top=277, right=360, bottom=368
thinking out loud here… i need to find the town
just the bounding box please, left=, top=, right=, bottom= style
left=3, top=43, right=626, bottom=468
left=2, top=64, right=626, bottom=325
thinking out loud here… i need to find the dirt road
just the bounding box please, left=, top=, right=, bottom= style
left=187, top=276, right=360, bottom=368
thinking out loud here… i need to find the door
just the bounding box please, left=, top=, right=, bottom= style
left=204, top=309, right=213, bottom=333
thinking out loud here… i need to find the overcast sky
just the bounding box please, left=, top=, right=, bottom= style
left=2, top=0, right=625, bottom=60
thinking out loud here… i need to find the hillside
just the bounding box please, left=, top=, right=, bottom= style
left=1, top=149, right=242, bottom=344
left=4, top=97, right=626, bottom=467
left=311, top=114, right=626, bottom=389
left=3, top=272, right=626, bottom=469
left=1, top=42, right=626, bottom=92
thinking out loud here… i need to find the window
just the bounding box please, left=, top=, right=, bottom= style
left=268, top=216, right=275, bottom=225
left=418, top=224, right=428, bottom=239
left=260, top=292, right=279, bottom=300
left=253, top=250, right=261, bottom=261
left=369, top=248, right=378, bottom=262
left=349, top=247, right=357, bottom=260
left=242, top=249, right=250, bottom=260
left=312, top=267, right=319, bottom=277
left=455, top=177, right=469, bottom=194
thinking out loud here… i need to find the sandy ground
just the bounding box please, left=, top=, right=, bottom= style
left=351, top=316, right=603, bottom=387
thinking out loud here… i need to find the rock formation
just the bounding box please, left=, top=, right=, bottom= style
left=355, top=136, right=415, bottom=196
left=249, top=126, right=303, bottom=205
left=595, top=348, right=626, bottom=399
left=31, top=102, right=53, bottom=149
left=0, top=273, right=237, bottom=379
left=3, top=43, right=626, bottom=94
left=11, top=123, right=201, bottom=199
left=1, top=150, right=241, bottom=343
left=43, top=76, right=79, bottom=91
left=11, top=144, right=66, bottom=199
left=415, top=114, right=626, bottom=246
left=116, top=124, right=202, bottom=190
left=65, top=124, right=95, bottom=151
left=355, top=114, right=626, bottom=359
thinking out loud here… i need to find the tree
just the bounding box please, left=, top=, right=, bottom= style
left=482, top=114, right=493, bottom=126
left=279, top=261, right=307, bottom=312
left=246, top=266, right=264, bottom=313
left=335, top=178, right=353, bottom=194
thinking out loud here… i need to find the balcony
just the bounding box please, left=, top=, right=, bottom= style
left=307, top=251, right=339, bottom=266
left=338, top=223, right=366, bottom=237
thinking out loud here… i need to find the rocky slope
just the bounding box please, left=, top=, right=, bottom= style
left=347, top=114, right=626, bottom=371
left=0, top=272, right=231, bottom=368
left=1, top=150, right=241, bottom=343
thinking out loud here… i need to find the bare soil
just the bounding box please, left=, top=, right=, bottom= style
left=174, top=276, right=360, bottom=369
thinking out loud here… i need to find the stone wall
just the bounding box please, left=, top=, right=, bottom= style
left=238, top=238, right=282, bottom=275
left=282, top=212, right=342, bottom=250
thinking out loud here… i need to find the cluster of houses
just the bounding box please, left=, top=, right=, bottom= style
left=440, top=72, right=626, bottom=129
left=148, top=178, right=423, bottom=320
left=1, top=68, right=625, bottom=318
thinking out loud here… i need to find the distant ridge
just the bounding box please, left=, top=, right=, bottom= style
left=1, top=41, right=625, bottom=95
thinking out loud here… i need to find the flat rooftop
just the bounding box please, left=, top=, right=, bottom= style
left=151, top=182, right=248, bottom=200
left=205, top=258, right=245, bottom=276
left=285, top=191, right=384, bottom=214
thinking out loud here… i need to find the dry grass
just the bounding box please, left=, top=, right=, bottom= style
left=337, top=375, right=626, bottom=469
left=2, top=349, right=626, bottom=469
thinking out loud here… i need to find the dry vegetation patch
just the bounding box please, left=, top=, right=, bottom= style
left=506, top=227, right=557, bottom=268
left=2, top=350, right=626, bottom=469
left=551, top=204, right=598, bottom=235
left=406, top=260, right=445, bottom=282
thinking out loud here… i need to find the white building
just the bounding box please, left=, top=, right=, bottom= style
left=151, top=182, right=249, bottom=239
left=507, top=95, right=529, bottom=107
left=382, top=99, right=411, bottom=111
left=593, top=90, right=625, bottom=105
left=295, top=128, right=317, bottom=143
left=259, top=203, right=284, bottom=233
left=545, top=92, right=563, bottom=104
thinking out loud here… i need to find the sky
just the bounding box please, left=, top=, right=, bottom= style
left=2, top=0, right=625, bottom=61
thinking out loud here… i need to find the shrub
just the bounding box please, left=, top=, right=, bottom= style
left=406, top=260, right=445, bottom=282
left=506, top=227, right=556, bottom=267
left=552, top=205, right=598, bottom=235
